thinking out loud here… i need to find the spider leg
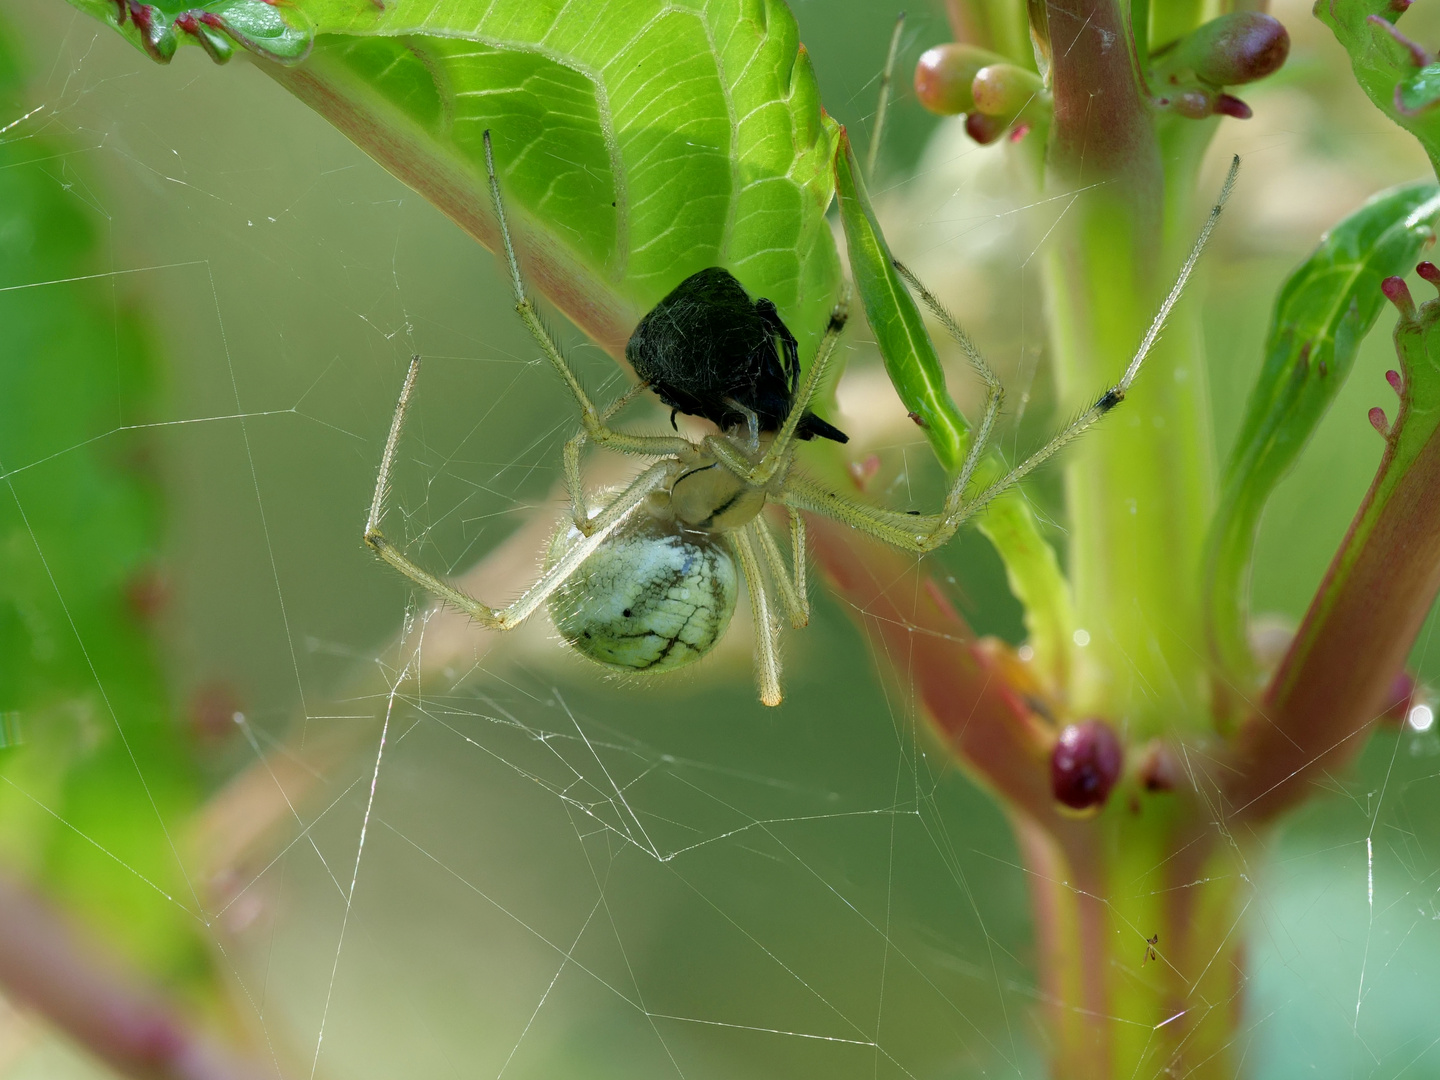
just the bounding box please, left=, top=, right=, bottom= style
left=563, top=380, right=651, bottom=535
left=950, top=154, right=1240, bottom=530
left=892, top=260, right=1004, bottom=516
left=730, top=525, right=783, bottom=706
left=789, top=509, right=809, bottom=624
left=784, top=155, right=1240, bottom=555
left=482, top=130, right=692, bottom=462
left=754, top=512, right=809, bottom=628
left=364, top=354, right=674, bottom=628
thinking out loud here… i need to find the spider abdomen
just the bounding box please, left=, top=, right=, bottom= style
left=547, top=515, right=738, bottom=673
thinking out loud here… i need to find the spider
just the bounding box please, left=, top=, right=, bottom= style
left=364, top=131, right=1237, bottom=706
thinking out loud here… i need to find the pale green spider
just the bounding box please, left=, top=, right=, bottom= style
left=364, top=133, right=1237, bottom=706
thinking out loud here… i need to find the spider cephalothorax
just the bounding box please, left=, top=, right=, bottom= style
left=363, top=131, right=1235, bottom=706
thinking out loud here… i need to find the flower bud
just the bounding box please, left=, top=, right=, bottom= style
left=915, top=43, right=1008, bottom=115
left=971, top=64, right=1046, bottom=119
left=963, top=111, right=1008, bottom=145
left=1176, top=13, right=1289, bottom=87
left=1051, top=719, right=1124, bottom=812
left=1381, top=670, right=1418, bottom=725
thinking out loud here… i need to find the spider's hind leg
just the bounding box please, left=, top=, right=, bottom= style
left=730, top=524, right=784, bottom=706
left=481, top=129, right=692, bottom=464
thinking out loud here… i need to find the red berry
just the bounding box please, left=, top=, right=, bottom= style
left=1051, top=720, right=1124, bottom=811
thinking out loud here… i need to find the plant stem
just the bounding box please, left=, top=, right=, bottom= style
left=1041, top=0, right=1214, bottom=733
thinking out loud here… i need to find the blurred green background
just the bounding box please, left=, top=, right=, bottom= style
left=4, top=0, right=1440, bottom=1076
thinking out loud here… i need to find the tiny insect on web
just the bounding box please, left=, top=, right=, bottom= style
left=363, top=129, right=1239, bottom=706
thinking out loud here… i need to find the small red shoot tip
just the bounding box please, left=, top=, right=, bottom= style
left=1387, top=369, right=1404, bottom=394
left=1370, top=407, right=1391, bottom=437
left=1215, top=94, right=1253, bottom=119
left=1008, top=123, right=1031, bottom=143
left=1419, top=261, right=1440, bottom=289
left=1382, top=275, right=1417, bottom=318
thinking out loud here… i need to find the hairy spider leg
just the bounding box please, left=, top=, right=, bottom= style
left=364, top=355, right=677, bottom=629
left=778, top=154, right=1241, bottom=554
left=753, top=512, right=809, bottom=628
left=891, top=261, right=1004, bottom=513
left=730, top=524, right=783, bottom=706
left=562, top=380, right=652, bottom=535
left=481, top=130, right=693, bottom=465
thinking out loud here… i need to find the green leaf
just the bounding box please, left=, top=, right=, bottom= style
left=67, top=0, right=844, bottom=363
left=1316, top=0, right=1440, bottom=177
left=835, top=127, right=1078, bottom=691
left=0, top=27, right=212, bottom=996
left=1203, top=181, right=1440, bottom=686
left=834, top=127, right=969, bottom=471
left=1230, top=269, right=1440, bottom=821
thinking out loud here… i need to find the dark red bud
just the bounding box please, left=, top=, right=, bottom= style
left=1215, top=93, right=1253, bottom=119
left=1051, top=719, right=1124, bottom=811
left=1370, top=407, right=1391, bottom=437
left=1383, top=275, right=1417, bottom=319
left=124, top=566, right=169, bottom=621
left=1419, top=261, right=1440, bottom=289
left=1180, top=13, right=1290, bottom=86
left=1387, top=369, right=1404, bottom=394
left=1381, top=670, right=1418, bottom=725
left=188, top=679, right=244, bottom=745
left=964, top=111, right=1007, bottom=145
left=1137, top=740, right=1179, bottom=793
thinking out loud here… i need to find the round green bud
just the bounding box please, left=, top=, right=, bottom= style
left=914, top=43, right=1008, bottom=116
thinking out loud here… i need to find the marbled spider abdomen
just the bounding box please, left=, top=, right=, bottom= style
left=547, top=513, right=738, bottom=673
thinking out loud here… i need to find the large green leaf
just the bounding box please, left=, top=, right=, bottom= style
left=69, top=0, right=844, bottom=361
left=1203, top=182, right=1440, bottom=686
left=0, top=25, right=212, bottom=996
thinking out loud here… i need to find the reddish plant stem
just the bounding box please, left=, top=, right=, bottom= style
left=806, top=516, right=1060, bottom=823
left=0, top=871, right=275, bottom=1080
left=810, top=519, right=1250, bottom=1077
left=1229, top=379, right=1440, bottom=824
left=1044, top=0, right=1162, bottom=208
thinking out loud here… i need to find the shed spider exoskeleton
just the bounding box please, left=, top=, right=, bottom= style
left=364, top=131, right=1237, bottom=706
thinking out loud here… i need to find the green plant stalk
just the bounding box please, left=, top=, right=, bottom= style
left=808, top=517, right=1250, bottom=1077
left=1043, top=197, right=1214, bottom=731
left=1017, top=815, right=1248, bottom=1079
left=1039, top=0, right=1214, bottom=731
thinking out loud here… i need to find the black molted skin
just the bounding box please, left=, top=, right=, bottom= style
left=626, top=268, right=848, bottom=443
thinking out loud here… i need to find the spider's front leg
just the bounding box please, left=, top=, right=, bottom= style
left=364, top=354, right=675, bottom=630
left=562, top=380, right=653, bottom=536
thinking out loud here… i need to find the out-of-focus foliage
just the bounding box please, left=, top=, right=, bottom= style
left=66, top=0, right=844, bottom=358
left=1318, top=0, right=1440, bottom=177
left=1205, top=181, right=1440, bottom=682
left=0, top=22, right=211, bottom=998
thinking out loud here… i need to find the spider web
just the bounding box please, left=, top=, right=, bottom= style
left=8, top=0, right=1440, bottom=1077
